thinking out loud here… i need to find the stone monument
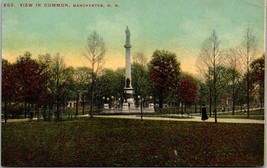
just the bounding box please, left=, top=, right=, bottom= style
left=101, top=26, right=154, bottom=114
left=122, top=26, right=135, bottom=111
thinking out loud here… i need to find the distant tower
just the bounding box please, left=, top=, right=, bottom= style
left=123, top=26, right=135, bottom=110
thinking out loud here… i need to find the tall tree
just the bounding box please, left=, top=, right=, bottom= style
left=93, top=68, right=115, bottom=108
left=196, top=81, right=209, bottom=109
left=61, top=66, right=75, bottom=115
left=239, top=28, right=257, bottom=119
left=196, top=30, right=223, bottom=123
left=38, top=54, right=55, bottom=120
left=92, top=68, right=125, bottom=109
left=224, top=48, right=242, bottom=115
left=14, top=51, right=46, bottom=118
left=250, top=54, right=264, bottom=109
left=114, top=68, right=126, bottom=106
left=73, top=67, right=92, bottom=115
left=132, top=63, right=152, bottom=104
left=214, top=66, right=234, bottom=106
left=178, top=73, right=198, bottom=111
left=51, top=54, right=68, bottom=121
left=83, top=31, right=106, bottom=118
left=148, top=50, right=180, bottom=109
left=2, top=59, right=17, bottom=123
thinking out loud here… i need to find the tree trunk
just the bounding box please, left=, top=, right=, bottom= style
left=24, top=102, right=27, bottom=118
left=75, top=92, right=79, bottom=117
left=4, top=99, right=8, bottom=124
left=260, top=82, right=264, bottom=109
left=36, top=104, right=40, bottom=122
left=232, top=85, right=235, bottom=115
left=232, top=102, right=236, bottom=116
left=43, top=104, right=47, bottom=121
left=181, top=102, right=184, bottom=115
left=89, top=79, right=95, bottom=118
left=247, top=73, right=250, bottom=119
left=209, top=85, right=212, bottom=117
left=82, top=95, right=85, bottom=115
left=214, top=97, right=217, bottom=123
left=56, top=100, right=60, bottom=121
left=48, top=103, right=51, bottom=121
left=159, top=90, right=163, bottom=110
left=62, top=99, right=66, bottom=119
left=90, top=94, right=94, bottom=118
left=213, top=50, right=217, bottom=123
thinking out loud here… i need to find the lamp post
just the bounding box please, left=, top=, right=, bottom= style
left=107, top=97, right=110, bottom=108
left=111, top=96, right=114, bottom=109
left=149, top=96, right=152, bottom=106
left=118, top=98, right=121, bottom=108
left=102, top=96, right=105, bottom=108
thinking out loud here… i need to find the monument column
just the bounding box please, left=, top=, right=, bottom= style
left=124, top=26, right=132, bottom=88
left=123, top=26, right=135, bottom=110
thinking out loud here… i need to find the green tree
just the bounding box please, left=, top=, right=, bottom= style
left=53, top=54, right=67, bottom=121
left=92, top=68, right=124, bottom=109
left=148, top=50, right=180, bottom=109
left=39, top=53, right=69, bottom=121
left=214, top=66, right=234, bottom=108
left=132, top=63, right=153, bottom=106
left=38, top=54, right=56, bottom=120
left=113, top=68, right=125, bottom=106
left=225, top=48, right=242, bottom=115
left=196, top=81, right=209, bottom=110
left=61, top=66, right=75, bottom=116
left=225, top=67, right=241, bottom=114
left=94, top=69, right=116, bottom=108
left=73, top=67, right=92, bottom=115
left=250, top=54, right=264, bottom=109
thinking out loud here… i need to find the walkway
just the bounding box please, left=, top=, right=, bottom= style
left=93, top=114, right=265, bottom=124
left=2, top=114, right=264, bottom=124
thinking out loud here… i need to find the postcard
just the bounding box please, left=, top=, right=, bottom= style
left=1, top=0, right=265, bottom=167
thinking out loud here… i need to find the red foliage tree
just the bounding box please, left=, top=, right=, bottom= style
left=2, top=59, right=18, bottom=123
left=178, top=74, right=198, bottom=111
left=14, top=52, right=47, bottom=117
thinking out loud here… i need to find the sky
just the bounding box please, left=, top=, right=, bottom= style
left=2, top=0, right=265, bottom=75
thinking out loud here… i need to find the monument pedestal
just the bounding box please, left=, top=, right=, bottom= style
left=122, top=87, right=135, bottom=112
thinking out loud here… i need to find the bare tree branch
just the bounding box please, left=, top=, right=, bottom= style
left=83, top=31, right=106, bottom=118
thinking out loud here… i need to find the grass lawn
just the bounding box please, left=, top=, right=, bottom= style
left=1, top=118, right=264, bottom=167
left=214, top=109, right=265, bottom=120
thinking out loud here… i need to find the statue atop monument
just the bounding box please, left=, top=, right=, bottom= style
left=125, top=26, right=132, bottom=48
